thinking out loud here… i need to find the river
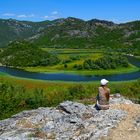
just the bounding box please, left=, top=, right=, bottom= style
left=0, top=56, right=140, bottom=82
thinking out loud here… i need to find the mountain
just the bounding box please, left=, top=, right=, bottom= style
left=0, top=17, right=140, bottom=53
left=0, top=18, right=51, bottom=47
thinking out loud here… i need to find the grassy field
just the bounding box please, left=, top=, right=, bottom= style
left=135, top=56, right=140, bottom=59
left=0, top=72, right=139, bottom=94
left=23, top=48, right=140, bottom=75
left=0, top=73, right=140, bottom=120
left=0, top=73, right=138, bottom=93
left=0, top=73, right=140, bottom=100
left=41, top=48, right=103, bottom=54
left=24, top=64, right=139, bottom=75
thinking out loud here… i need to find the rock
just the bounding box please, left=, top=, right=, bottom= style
left=0, top=97, right=133, bottom=140
left=109, top=96, right=133, bottom=105
left=113, top=93, right=121, bottom=98
left=58, top=101, right=91, bottom=115
left=134, top=115, right=140, bottom=127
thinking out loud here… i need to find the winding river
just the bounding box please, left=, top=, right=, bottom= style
left=0, top=56, right=140, bottom=82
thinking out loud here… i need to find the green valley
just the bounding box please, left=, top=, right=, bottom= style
left=0, top=17, right=140, bottom=121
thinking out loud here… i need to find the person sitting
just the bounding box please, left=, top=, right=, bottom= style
left=95, top=79, right=110, bottom=110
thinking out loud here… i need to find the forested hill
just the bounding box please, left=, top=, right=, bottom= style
left=0, top=17, right=140, bottom=53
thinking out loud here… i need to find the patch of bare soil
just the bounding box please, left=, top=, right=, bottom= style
left=99, top=103, right=140, bottom=140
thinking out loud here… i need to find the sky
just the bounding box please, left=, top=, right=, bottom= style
left=0, top=0, right=140, bottom=23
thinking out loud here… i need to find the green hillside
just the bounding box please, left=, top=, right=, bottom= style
left=0, top=17, right=140, bottom=55
left=0, top=41, right=59, bottom=67
left=32, top=18, right=140, bottom=55
left=0, top=18, right=51, bottom=47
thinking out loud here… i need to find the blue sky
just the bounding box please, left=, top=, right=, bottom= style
left=0, top=0, right=140, bottom=23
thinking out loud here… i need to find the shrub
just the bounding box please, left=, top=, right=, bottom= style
left=68, top=84, right=86, bottom=99
left=81, top=54, right=129, bottom=70
left=64, top=63, right=68, bottom=68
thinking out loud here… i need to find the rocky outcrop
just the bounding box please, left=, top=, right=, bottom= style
left=0, top=96, right=138, bottom=140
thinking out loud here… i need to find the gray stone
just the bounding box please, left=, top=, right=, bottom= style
left=134, top=115, right=140, bottom=127
left=0, top=97, right=133, bottom=140
left=109, top=96, right=133, bottom=104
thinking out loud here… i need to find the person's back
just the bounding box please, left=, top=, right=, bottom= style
left=95, top=79, right=110, bottom=110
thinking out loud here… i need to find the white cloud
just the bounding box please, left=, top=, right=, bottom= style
left=44, top=15, right=49, bottom=19
left=51, top=11, right=58, bottom=15
left=2, top=13, right=15, bottom=16
left=2, top=11, right=60, bottom=20
left=43, top=11, right=60, bottom=20
left=17, top=14, right=35, bottom=18
left=43, top=15, right=59, bottom=20
left=17, top=14, right=27, bottom=18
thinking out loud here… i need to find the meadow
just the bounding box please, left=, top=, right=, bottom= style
left=0, top=48, right=140, bottom=120
left=24, top=48, right=139, bottom=75
left=0, top=73, right=140, bottom=120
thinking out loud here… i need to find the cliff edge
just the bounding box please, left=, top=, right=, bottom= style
left=0, top=96, right=140, bottom=140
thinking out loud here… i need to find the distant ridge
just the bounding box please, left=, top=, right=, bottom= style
left=0, top=17, right=140, bottom=52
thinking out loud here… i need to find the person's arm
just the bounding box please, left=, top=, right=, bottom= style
left=105, top=88, right=110, bottom=101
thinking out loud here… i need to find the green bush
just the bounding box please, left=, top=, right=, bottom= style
left=68, top=85, right=86, bottom=99
left=82, top=54, right=128, bottom=70
left=0, top=79, right=140, bottom=120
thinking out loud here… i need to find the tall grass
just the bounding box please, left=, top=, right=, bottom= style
left=0, top=75, right=140, bottom=120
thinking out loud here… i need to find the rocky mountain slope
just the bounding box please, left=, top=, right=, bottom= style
left=0, top=96, right=139, bottom=140
left=0, top=18, right=50, bottom=47
left=0, top=17, right=140, bottom=53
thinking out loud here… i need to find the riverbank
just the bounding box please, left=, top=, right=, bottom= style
left=1, top=65, right=140, bottom=82
left=0, top=73, right=140, bottom=120
left=23, top=64, right=139, bottom=76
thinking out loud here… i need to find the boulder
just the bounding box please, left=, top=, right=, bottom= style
left=0, top=97, right=134, bottom=140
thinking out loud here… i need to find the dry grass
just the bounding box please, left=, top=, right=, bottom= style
left=100, top=103, right=140, bottom=140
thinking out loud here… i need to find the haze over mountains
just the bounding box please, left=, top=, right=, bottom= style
left=0, top=17, right=140, bottom=52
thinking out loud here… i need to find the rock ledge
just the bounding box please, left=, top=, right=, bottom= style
left=0, top=97, right=135, bottom=140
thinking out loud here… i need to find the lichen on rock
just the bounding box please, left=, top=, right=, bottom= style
left=0, top=96, right=138, bottom=140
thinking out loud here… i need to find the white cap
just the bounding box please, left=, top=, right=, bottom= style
left=100, top=79, right=109, bottom=86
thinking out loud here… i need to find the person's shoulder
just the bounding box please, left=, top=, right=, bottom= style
left=107, top=87, right=110, bottom=90
left=98, top=86, right=103, bottom=90
left=106, top=88, right=110, bottom=92
left=98, top=86, right=104, bottom=91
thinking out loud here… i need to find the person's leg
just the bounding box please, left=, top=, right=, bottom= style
left=94, top=104, right=101, bottom=110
